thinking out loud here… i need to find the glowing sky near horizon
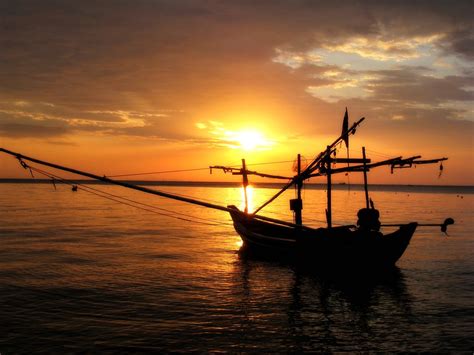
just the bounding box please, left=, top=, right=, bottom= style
left=0, top=0, right=472, bottom=184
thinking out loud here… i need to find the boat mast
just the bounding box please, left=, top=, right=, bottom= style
left=362, top=146, right=370, bottom=208
left=241, top=159, right=249, bottom=213
left=291, top=154, right=303, bottom=226
left=326, top=146, right=332, bottom=228
left=252, top=117, right=366, bottom=215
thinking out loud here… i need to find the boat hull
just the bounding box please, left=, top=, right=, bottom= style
left=229, top=208, right=417, bottom=268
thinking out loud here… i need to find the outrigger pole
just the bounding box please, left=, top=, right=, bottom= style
left=0, top=148, right=314, bottom=230
left=383, top=218, right=455, bottom=234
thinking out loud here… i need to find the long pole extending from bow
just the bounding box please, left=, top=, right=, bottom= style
left=0, top=147, right=315, bottom=230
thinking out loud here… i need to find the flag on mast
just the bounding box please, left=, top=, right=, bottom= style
left=342, top=107, right=349, bottom=149
left=342, top=108, right=350, bottom=184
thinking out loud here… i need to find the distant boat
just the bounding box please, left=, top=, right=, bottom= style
left=0, top=109, right=453, bottom=269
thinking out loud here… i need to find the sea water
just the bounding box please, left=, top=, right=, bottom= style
left=0, top=183, right=472, bottom=352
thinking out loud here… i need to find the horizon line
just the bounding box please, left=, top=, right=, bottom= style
left=0, top=178, right=472, bottom=189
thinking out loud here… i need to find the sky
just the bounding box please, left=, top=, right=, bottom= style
left=0, top=0, right=473, bottom=185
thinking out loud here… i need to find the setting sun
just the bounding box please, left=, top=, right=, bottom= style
left=235, top=130, right=272, bottom=151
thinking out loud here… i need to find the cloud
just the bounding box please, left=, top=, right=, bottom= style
left=45, top=140, right=78, bottom=146
left=366, top=70, right=474, bottom=104
left=273, top=48, right=323, bottom=68
left=0, top=101, right=127, bottom=122
left=0, top=100, right=183, bottom=139
left=0, top=0, right=472, bottom=148
left=0, top=122, right=69, bottom=138
left=321, top=34, right=444, bottom=61
left=443, top=29, right=474, bottom=60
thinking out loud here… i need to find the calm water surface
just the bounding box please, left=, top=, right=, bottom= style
left=0, top=183, right=472, bottom=352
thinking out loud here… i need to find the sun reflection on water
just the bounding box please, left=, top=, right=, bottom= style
left=240, top=185, right=254, bottom=212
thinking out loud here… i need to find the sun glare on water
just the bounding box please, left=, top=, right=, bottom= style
left=240, top=185, right=254, bottom=212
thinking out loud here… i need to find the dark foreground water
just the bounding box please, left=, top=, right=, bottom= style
left=0, top=183, right=472, bottom=352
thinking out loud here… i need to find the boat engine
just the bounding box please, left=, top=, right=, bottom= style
left=357, top=208, right=381, bottom=231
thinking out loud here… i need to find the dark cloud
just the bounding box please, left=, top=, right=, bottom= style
left=45, top=140, right=78, bottom=146
left=0, top=122, right=69, bottom=138
left=0, top=0, right=472, bottom=144
left=0, top=110, right=70, bottom=138
left=444, top=29, right=474, bottom=60
left=0, top=101, right=126, bottom=122
left=366, top=69, right=474, bottom=104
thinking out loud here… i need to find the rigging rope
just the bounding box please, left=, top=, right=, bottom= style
left=27, top=165, right=233, bottom=227
left=79, top=182, right=232, bottom=226
left=363, top=148, right=393, bottom=159
left=144, top=187, right=232, bottom=206
left=107, top=159, right=295, bottom=178
left=20, top=159, right=355, bottom=229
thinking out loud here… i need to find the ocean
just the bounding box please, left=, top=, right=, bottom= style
left=0, top=182, right=472, bottom=352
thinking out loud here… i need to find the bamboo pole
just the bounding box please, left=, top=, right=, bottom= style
left=326, top=146, right=332, bottom=228
left=295, top=154, right=303, bottom=225
left=242, top=159, right=249, bottom=214
left=253, top=117, right=366, bottom=215
left=362, top=146, right=369, bottom=209
left=0, top=148, right=315, bottom=230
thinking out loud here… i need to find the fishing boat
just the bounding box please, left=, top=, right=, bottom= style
left=228, top=205, right=419, bottom=268
left=0, top=109, right=453, bottom=268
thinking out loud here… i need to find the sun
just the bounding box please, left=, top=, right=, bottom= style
left=235, top=130, right=271, bottom=151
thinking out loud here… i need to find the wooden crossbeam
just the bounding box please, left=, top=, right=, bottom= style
left=329, top=158, right=371, bottom=164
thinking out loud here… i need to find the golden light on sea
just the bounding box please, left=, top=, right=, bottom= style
left=240, top=185, right=254, bottom=212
